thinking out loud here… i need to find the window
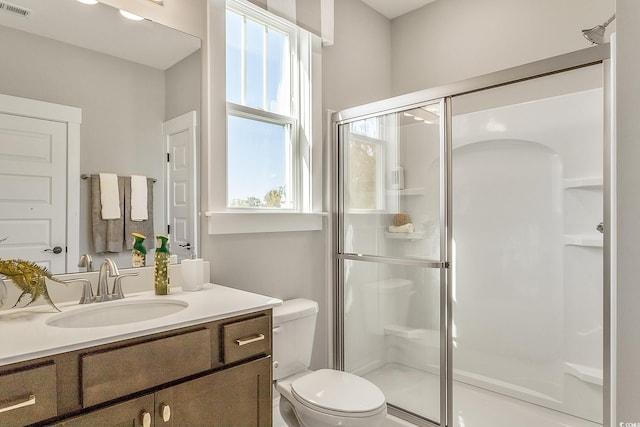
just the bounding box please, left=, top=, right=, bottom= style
left=345, top=119, right=385, bottom=211
left=226, top=2, right=298, bottom=210
left=207, top=0, right=322, bottom=234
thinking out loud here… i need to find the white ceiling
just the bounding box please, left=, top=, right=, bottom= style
left=361, top=0, right=437, bottom=20
left=0, top=0, right=200, bottom=70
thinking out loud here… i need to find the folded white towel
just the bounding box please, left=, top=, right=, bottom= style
left=99, top=173, right=121, bottom=220
left=388, top=223, right=414, bottom=233
left=130, top=175, right=148, bottom=221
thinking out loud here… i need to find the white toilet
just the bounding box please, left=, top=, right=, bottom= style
left=273, top=298, right=387, bottom=427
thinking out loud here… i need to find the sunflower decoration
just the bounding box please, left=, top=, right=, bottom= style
left=0, top=259, right=65, bottom=311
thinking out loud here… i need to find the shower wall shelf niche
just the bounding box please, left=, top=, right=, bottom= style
left=386, top=187, right=426, bottom=196
left=384, top=231, right=426, bottom=240
left=563, top=177, right=603, bottom=189
left=564, top=362, right=603, bottom=386
left=563, top=234, right=603, bottom=247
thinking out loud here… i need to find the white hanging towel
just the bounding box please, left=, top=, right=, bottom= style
left=99, top=173, right=121, bottom=220
left=130, top=175, right=148, bottom=221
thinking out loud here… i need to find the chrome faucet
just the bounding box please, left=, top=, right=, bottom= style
left=78, top=253, right=94, bottom=272
left=64, top=259, right=138, bottom=305
left=97, top=259, right=120, bottom=302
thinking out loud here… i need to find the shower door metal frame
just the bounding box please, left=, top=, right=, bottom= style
left=332, top=43, right=611, bottom=427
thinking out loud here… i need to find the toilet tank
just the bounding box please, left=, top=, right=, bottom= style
left=272, top=298, right=319, bottom=381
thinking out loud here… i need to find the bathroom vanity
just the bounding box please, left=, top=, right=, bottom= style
left=0, top=284, right=281, bottom=426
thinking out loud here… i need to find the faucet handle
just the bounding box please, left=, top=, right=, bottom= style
left=63, top=278, right=94, bottom=304
left=111, top=272, right=139, bottom=300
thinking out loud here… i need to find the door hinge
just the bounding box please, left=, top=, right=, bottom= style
left=167, top=224, right=170, bottom=234
left=167, top=152, right=170, bottom=162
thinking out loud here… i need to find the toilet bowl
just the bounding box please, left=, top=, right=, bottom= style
left=273, top=299, right=387, bottom=427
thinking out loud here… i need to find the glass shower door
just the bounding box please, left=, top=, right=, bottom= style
left=336, top=100, right=447, bottom=424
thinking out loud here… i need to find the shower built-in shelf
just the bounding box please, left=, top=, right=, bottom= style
left=563, top=234, right=603, bottom=247
left=385, top=231, right=426, bottom=241
left=386, top=187, right=425, bottom=197
left=563, top=177, right=603, bottom=189
left=564, top=362, right=603, bottom=386
left=384, top=325, right=439, bottom=347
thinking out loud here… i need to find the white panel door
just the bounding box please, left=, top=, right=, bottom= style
left=164, top=111, right=197, bottom=261
left=0, top=113, right=67, bottom=272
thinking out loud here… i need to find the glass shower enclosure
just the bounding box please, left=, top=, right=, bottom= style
left=333, top=47, right=610, bottom=427
left=336, top=101, right=447, bottom=424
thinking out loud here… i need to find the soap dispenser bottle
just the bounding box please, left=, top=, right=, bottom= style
left=132, top=232, right=147, bottom=267
left=154, top=235, right=170, bottom=295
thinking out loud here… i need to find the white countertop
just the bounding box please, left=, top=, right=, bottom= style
left=0, top=284, right=282, bottom=367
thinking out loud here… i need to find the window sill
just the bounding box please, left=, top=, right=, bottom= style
left=205, top=211, right=326, bottom=234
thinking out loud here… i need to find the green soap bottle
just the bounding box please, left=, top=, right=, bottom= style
left=154, top=235, right=170, bottom=295
left=132, top=233, right=147, bottom=268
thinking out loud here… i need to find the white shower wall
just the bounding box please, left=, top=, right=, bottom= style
left=452, top=83, right=604, bottom=422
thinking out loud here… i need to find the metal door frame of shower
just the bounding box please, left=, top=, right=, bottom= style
left=331, top=43, right=611, bottom=427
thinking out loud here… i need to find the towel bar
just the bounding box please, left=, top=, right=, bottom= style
left=81, top=174, right=157, bottom=183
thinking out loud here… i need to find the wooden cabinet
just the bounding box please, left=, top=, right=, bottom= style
left=81, top=328, right=212, bottom=407
left=51, top=357, right=272, bottom=427
left=0, top=363, right=57, bottom=425
left=156, top=357, right=272, bottom=426
left=50, top=394, right=155, bottom=427
left=0, top=309, right=273, bottom=427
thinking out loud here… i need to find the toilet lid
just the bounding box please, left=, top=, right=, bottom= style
left=291, top=369, right=386, bottom=415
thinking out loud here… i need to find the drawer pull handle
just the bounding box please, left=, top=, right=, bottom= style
left=0, top=393, right=36, bottom=414
left=236, top=333, right=265, bottom=346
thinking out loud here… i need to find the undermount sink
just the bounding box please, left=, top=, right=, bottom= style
left=46, top=299, right=189, bottom=328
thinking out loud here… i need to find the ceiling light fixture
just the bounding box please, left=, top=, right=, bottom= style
left=119, top=9, right=144, bottom=20
left=77, top=0, right=98, bottom=4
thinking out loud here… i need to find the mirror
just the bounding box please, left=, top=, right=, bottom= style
left=0, top=0, right=201, bottom=273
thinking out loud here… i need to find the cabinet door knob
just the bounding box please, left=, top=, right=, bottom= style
left=141, top=410, right=152, bottom=427
left=160, top=403, right=171, bottom=422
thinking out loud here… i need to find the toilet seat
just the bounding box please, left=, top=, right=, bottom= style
left=291, top=369, right=386, bottom=418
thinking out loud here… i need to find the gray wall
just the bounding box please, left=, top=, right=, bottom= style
left=322, top=0, right=392, bottom=112
left=390, top=0, right=614, bottom=95
left=166, top=50, right=202, bottom=122
left=615, top=0, right=640, bottom=421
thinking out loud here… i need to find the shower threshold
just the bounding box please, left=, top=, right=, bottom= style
left=362, top=363, right=602, bottom=427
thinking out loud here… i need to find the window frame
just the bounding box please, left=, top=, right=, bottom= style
left=225, top=0, right=300, bottom=212
left=226, top=103, right=298, bottom=210
left=206, top=0, right=324, bottom=234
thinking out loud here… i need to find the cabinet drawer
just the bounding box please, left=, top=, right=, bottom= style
left=223, top=315, right=270, bottom=364
left=49, top=394, right=154, bottom=427
left=82, top=328, right=211, bottom=407
left=0, top=363, right=57, bottom=427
